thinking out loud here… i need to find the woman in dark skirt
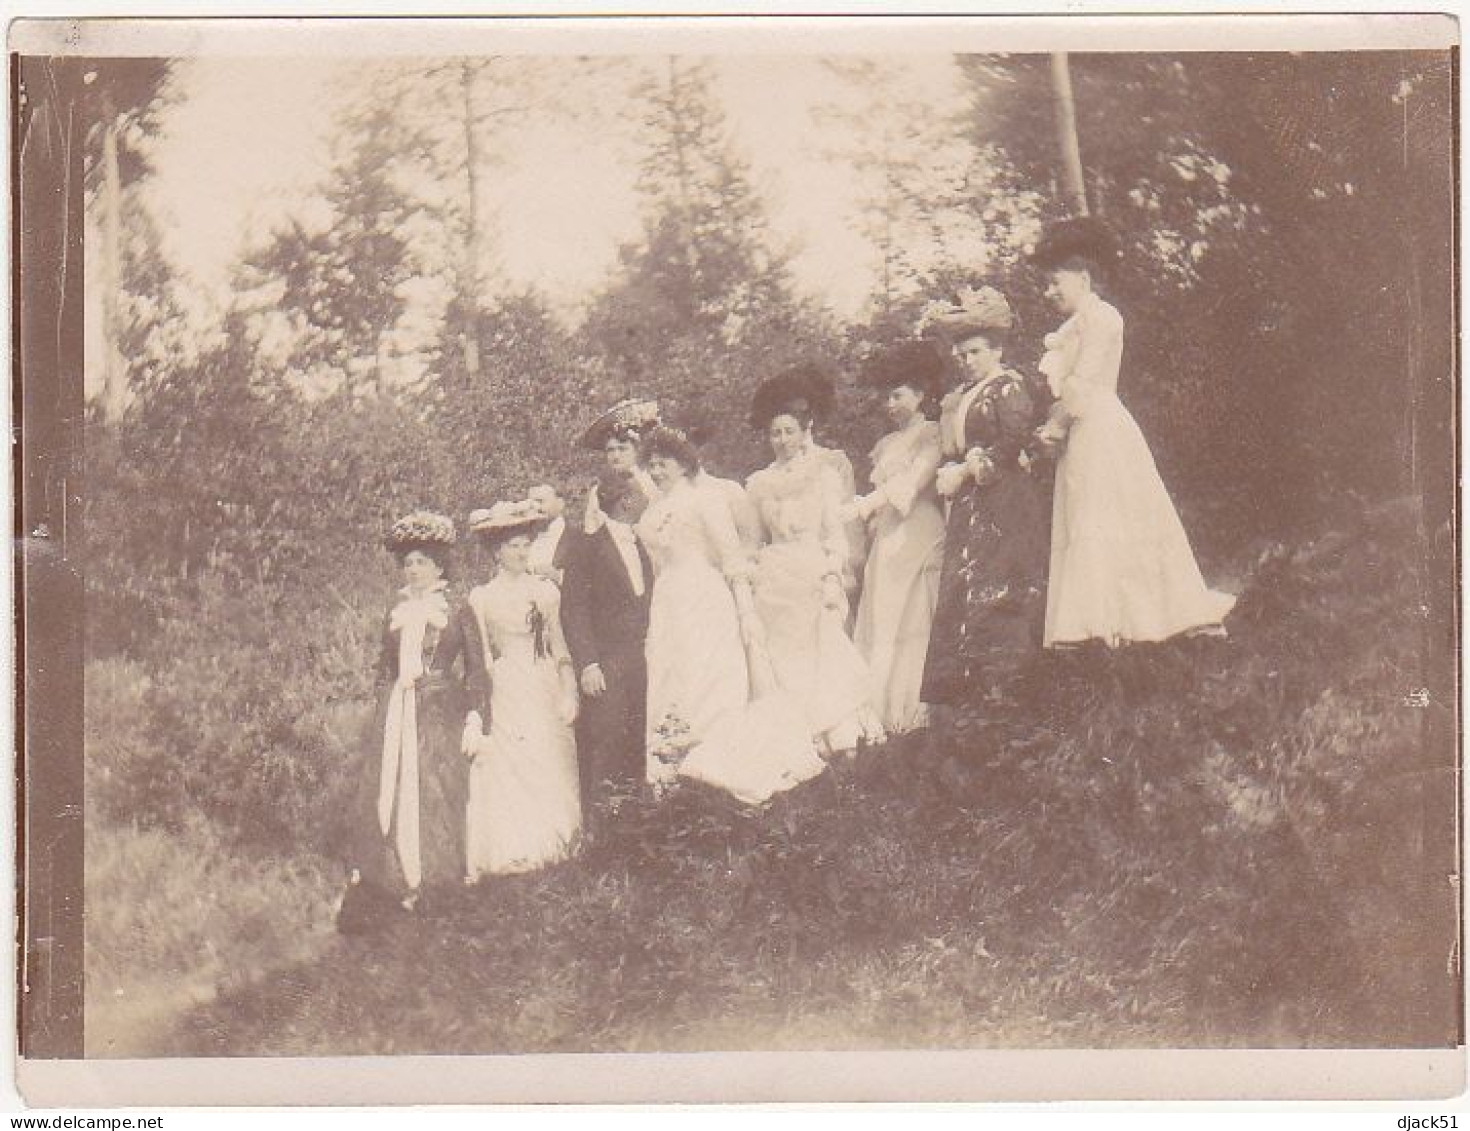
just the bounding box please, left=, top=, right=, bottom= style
left=340, top=511, right=492, bottom=926
left=918, top=287, right=1052, bottom=743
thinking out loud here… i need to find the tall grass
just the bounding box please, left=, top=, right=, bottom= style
left=84, top=817, right=339, bottom=1057
left=90, top=502, right=1456, bottom=1056
left=84, top=658, right=340, bottom=1057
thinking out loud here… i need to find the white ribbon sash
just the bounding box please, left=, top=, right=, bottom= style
left=376, top=586, right=448, bottom=892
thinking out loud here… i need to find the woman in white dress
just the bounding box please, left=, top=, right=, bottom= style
left=1032, top=217, right=1235, bottom=647
left=746, top=372, right=878, bottom=757
left=753, top=365, right=867, bottom=602
left=463, top=498, right=581, bottom=878
left=847, top=341, right=947, bottom=736
left=637, top=426, right=826, bottom=805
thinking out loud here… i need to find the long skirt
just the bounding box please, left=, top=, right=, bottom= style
left=854, top=497, right=946, bottom=734
left=645, top=559, right=827, bottom=805
left=465, top=649, right=581, bottom=878
left=348, top=673, right=468, bottom=898
left=752, top=539, right=876, bottom=752
left=1045, top=395, right=1235, bottom=646
left=920, top=470, right=1050, bottom=706
left=643, top=560, right=751, bottom=788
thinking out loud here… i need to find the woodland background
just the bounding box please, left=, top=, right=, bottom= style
left=19, top=49, right=1455, bottom=1054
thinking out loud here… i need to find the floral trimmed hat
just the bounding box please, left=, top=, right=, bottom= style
left=385, top=510, right=457, bottom=555
left=579, top=397, right=662, bottom=453
left=468, top=497, right=552, bottom=540
left=917, top=285, right=1015, bottom=344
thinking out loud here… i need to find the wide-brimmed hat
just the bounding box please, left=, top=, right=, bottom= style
left=862, top=338, right=948, bottom=403
left=579, top=397, right=661, bottom=452
left=749, top=364, right=836, bottom=430
left=917, top=285, right=1015, bottom=344
left=468, top=498, right=552, bottom=541
left=385, top=510, right=456, bottom=555
left=1029, top=215, right=1122, bottom=274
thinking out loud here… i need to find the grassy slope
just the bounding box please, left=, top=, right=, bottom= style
left=124, top=502, right=1456, bottom=1055
left=84, top=660, right=341, bottom=1057
left=84, top=817, right=339, bottom=1057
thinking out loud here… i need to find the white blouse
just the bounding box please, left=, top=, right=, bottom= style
left=1039, top=291, right=1126, bottom=419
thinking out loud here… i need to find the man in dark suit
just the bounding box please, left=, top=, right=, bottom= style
left=558, top=399, right=660, bottom=830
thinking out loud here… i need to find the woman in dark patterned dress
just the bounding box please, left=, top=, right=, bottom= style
left=918, top=287, right=1051, bottom=745
left=339, top=511, right=492, bottom=926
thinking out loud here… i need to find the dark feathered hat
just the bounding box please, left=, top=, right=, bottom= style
left=748, top=364, right=836, bottom=431
left=1030, top=215, right=1123, bottom=274
left=861, top=339, right=947, bottom=403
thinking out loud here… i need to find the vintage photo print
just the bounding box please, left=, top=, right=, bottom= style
left=11, top=12, right=1461, bottom=1104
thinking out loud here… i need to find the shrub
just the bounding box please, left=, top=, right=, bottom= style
left=120, top=570, right=384, bottom=853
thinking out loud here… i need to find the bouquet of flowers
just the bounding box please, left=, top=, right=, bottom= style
left=649, top=709, right=695, bottom=767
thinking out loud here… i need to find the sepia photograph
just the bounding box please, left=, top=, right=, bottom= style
left=12, top=12, right=1461, bottom=1102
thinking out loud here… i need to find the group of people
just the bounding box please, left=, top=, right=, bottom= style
left=341, top=217, right=1236, bottom=919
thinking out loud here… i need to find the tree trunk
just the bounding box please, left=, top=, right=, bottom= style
left=99, top=98, right=127, bottom=420
left=1050, top=53, right=1089, bottom=217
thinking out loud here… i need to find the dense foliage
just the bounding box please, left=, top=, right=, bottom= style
left=77, top=50, right=1455, bottom=1051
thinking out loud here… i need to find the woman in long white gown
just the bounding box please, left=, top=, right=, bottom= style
left=750, top=365, right=867, bottom=603
left=637, top=426, right=826, bottom=805
left=848, top=341, right=947, bottom=736
left=1032, top=218, right=1235, bottom=647
left=463, top=499, right=581, bottom=878
left=746, top=373, right=879, bottom=756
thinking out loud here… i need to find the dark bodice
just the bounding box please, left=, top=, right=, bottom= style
left=374, top=598, right=493, bottom=721
left=945, top=371, right=1037, bottom=465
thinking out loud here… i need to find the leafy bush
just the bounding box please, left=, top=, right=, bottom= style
left=84, top=560, right=385, bottom=854
left=141, top=503, right=1455, bottom=1055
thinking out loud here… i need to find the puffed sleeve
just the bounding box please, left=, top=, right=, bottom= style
left=726, top=480, right=762, bottom=552
left=698, top=482, right=751, bottom=581
left=1061, top=301, right=1124, bottom=418
left=985, top=378, right=1038, bottom=468
left=816, top=465, right=851, bottom=576
left=825, top=447, right=857, bottom=499
left=935, top=391, right=965, bottom=460
left=743, top=470, right=773, bottom=548
left=537, top=579, right=579, bottom=720
left=457, top=600, right=494, bottom=721
left=871, top=423, right=943, bottom=518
